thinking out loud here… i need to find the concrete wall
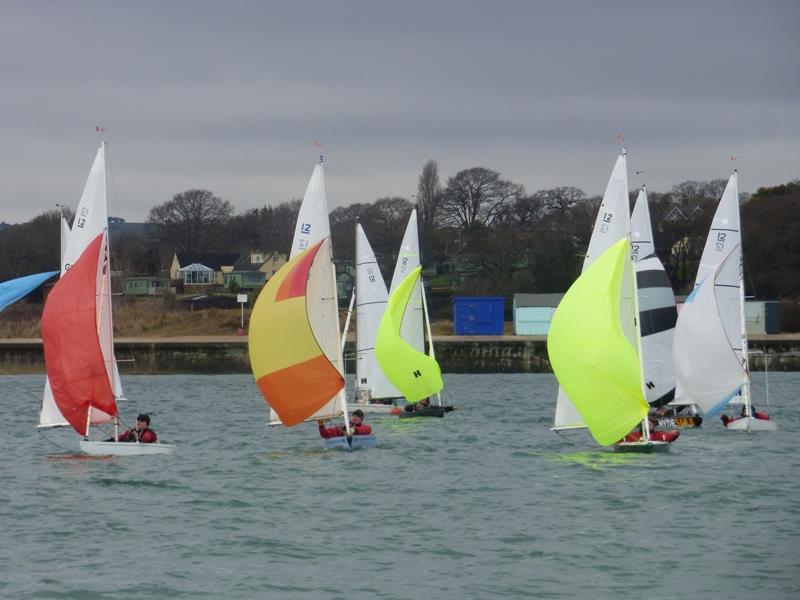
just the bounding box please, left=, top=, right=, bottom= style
left=2, top=335, right=798, bottom=374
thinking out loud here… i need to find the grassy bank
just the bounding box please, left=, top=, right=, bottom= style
left=0, top=296, right=460, bottom=338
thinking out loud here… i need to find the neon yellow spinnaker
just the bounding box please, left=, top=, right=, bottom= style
left=375, top=267, right=443, bottom=403
left=547, top=238, right=649, bottom=446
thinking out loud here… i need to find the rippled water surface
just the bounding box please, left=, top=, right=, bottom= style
left=1, top=373, right=798, bottom=599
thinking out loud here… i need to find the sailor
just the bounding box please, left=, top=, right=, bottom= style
left=116, top=414, right=158, bottom=443
left=317, top=409, right=372, bottom=438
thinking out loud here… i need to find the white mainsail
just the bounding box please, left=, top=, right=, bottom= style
left=355, top=224, right=400, bottom=401
left=672, top=172, right=747, bottom=415
left=553, top=151, right=631, bottom=430
left=630, top=186, right=678, bottom=406
left=268, top=159, right=345, bottom=425
left=389, top=209, right=424, bottom=354
left=672, top=249, right=747, bottom=415
left=38, top=143, right=117, bottom=428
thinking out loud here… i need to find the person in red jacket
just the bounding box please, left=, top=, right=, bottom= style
left=317, top=409, right=372, bottom=438
left=117, top=414, right=158, bottom=443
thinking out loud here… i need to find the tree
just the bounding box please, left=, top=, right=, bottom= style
left=538, top=186, right=587, bottom=213
left=438, top=167, right=524, bottom=233
left=147, top=189, right=234, bottom=252
left=0, top=210, right=64, bottom=280
left=230, top=200, right=301, bottom=255
left=416, top=159, right=442, bottom=233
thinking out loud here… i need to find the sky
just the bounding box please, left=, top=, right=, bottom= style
left=1, top=0, right=798, bottom=223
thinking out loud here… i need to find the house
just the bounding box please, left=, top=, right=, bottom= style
left=124, top=276, right=174, bottom=296
left=223, top=251, right=288, bottom=292
left=335, top=261, right=355, bottom=305
left=513, top=293, right=564, bottom=335
left=170, top=253, right=240, bottom=287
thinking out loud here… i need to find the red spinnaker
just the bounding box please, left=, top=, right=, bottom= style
left=41, top=233, right=117, bottom=435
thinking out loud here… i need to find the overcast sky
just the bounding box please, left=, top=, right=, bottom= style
left=1, top=0, right=798, bottom=223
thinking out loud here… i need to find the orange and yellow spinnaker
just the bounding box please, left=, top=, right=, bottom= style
left=248, top=239, right=344, bottom=426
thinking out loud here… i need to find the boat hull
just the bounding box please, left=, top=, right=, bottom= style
left=79, top=441, right=176, bottom=456
left=613, top=441, right=670, bottom=453
left=653, top=415, right=703, bottom=429
left=398, top=406, right=445, bottom=419
left=348, top=402, right=399, bottom=415
left=725, top=417, right=777, bottom=432
left=323, top=435, right=377, bottom=451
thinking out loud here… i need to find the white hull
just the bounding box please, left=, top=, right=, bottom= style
left=79, top=440, right=176, bottom=456
left=348, top=402, right=400, bottom=415
left=725, top=417, right=777, bottom=432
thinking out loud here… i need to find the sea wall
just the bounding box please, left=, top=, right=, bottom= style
left=1, top=335, right=799, bottom=374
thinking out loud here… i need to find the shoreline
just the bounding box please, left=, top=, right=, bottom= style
left=1, top=334, right=798, bottom=374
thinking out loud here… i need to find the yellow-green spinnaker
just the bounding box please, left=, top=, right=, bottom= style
left=547, top=238, right=648, bottom=445
left=375, top=267, right=443, bottom=402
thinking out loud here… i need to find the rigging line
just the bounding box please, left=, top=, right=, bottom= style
left=37, top=428, right=73, bottom=452
left=0, top=368, right=45, bottom=404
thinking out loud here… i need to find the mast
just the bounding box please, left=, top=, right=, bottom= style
left=341, top=287, right=355, bottom=353
left=733, top=170, right=752, bottom=419
left=420, top=277, right=441, bottom=406
left=629, top=232, right=650, bottom=440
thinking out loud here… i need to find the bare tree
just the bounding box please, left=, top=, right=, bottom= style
left=147, top=189, right=234, bottom=252
left=538, top=186, right=587, bottom=213
left=438, top=167, right=524, bottom=233
left=417, top=159, right=442, bottom=232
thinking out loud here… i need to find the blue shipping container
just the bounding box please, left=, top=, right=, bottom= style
left=452, top=296, right=505, bottom=335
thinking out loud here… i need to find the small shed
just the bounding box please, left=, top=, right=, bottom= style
left=452, top=296, right=504, bottom=335
left=745, top=300, right=781, bottom=335
left=513, top=293, right=564, bottom=335
left=124, top=276, right=174, bottom=296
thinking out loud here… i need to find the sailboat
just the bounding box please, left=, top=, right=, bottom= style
left=672, top=171, right=776, bottom=432
left=39, top=142, right=175, bottom=455
left=248, top=158, right=376, bottom=450
left=549, top=150, right=675, bottom=452
left=375, top=266, right=444, bottom=416
left=630, top=187, right=697, bottom=429
left=349, top=223, right=402, bottom=414
left=552, top=151, right=632, bottom=433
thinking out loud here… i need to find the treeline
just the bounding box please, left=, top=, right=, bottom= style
left=2, top=163, right=798, bottom=306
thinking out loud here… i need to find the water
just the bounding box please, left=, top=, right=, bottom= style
left=1, top=373, right=798, bottom=599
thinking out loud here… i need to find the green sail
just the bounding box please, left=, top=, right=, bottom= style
left=547, top=238, right=649, bottom=446
left=375, top=266, right=443, bottom=403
